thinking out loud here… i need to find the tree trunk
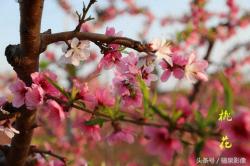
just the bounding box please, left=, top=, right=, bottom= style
left=5, top=0, right=44, bottom=165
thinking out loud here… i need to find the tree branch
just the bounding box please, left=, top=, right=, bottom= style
left=0, top=102, right=21, bottom=121
left=41, top=31, right=153, bottom=53
left=30, top=146, right=66, bottom=164
left=45, top=95, right=220, bottom=137
left=74, top=0, right=97, bottom=32
left=6, top=0, right=44, bottom=165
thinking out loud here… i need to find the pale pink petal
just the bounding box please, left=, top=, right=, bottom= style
left=196, top=72, right=208, bottom=81
left=65, top=49, right=73, bottom=58
left=188, top=52, right=196, bottom=65
left=4, top=128, right=15, bottom=138
left=70, top=37, right=79, bottom=48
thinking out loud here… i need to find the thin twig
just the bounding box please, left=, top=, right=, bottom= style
left=45, top=95, right=221, bottom=136
left=41, top=31, right=153, bottom=53
left=74, top=0, right=97, bottom=32
left=30, top=146, right=66, bottom=163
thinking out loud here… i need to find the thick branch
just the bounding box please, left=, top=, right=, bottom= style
left=6, top=0, right=44, bottom=166
left=41, top=31, right=152, bottom=53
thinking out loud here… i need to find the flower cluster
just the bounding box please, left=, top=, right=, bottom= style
left=151, top=39, right=208, bottom=83
left=98, top=27, right=123, bottom=69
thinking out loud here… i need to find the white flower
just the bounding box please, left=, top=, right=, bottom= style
left=150, top=38, right=173, bottom=66
left=63, top=37, right=90, bottom=66
left=0, top=125, right=20, bottom=139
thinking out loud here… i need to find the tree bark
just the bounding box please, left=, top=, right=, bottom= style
left=5, top=0, right=44, bottom=165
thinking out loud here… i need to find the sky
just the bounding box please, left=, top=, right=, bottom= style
left=1, top=0, right=250, bottom=89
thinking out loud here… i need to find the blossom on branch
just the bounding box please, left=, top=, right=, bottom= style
left=144, top=127, right=182, bottom=162
left=140, top=64, right=158, bottom=86
left=185, top=53, right=208, bottom=83
left=9, top=79, right=27, bottom=108
left=160, top=54, right=187, bottom=82
left=25, top=84, right=44, bottom=110
left=99, top=27, right=122, bottom=69
left=63, top=37, right=90, bottom=66
left=106, top=128, right=134, bottom=145
left=150, top=38, right=173, bottom=66
left=0, top=121, right=20, bottom=139
left=31, top=71, right=59, bottom=96
left=94, top=87, right=115, bottom=107
left=44, top=100, right=65, bottom=126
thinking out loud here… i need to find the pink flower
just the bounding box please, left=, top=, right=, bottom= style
left=74, top=117, right=101, bottom=141
left=99, top=51, right=122, bottom=69
left=106, top=128, right=134, bottom=145
left=25, top=84, right=44, bottom=110
left=113, top=74, right=142, bottom=108
left=175, top=97, right=192, bottom=124
left=144, top=127, right=182, bottom=162
left=99, top=27, right=122, bottom=69
left=9, top=79, right=27, bottom=108
left=221, top=143, right=250, bottom=164
left=160, top=54, right=187, bottom=82
left=185, top=53, right=208, bottom=83
left=116, top=52, right=140, bottom=76
left=140, top=65, right=158, bottom=86
left=95, top=88, right=115, bottom=107
left=73, top=80, right=96, bottom=109
left=221, top=108, right=250, bottom=141
left=45, top=100, right=65, bottom=126
left=201, top=139, right=221, bottom=157
left=150, top=39, right=173, bottom=66
left=31, top=71, right=59, bottom=96
left=49, top=160, right=65, bottom=166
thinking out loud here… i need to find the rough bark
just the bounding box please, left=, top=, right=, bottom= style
left=5, top=0, right=44, bottom=165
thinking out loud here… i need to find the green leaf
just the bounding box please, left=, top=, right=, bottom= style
left=39, top=61, right=50, bottom=70
left=172, top=110, right=183, bottom=122
left=138, top=77, right=151, bottom=117
left=71, top=86, right=79, bottom=100
left=194, top=140, right=204, bottom=158
left=194, top=110, right=205, bottom=130
left=149, top=104, right=171, bottom=122
left=220, top=74, right=233, bottom=114
left=85, top=118, right=106, bottom=127
left=207, top=95, right=218, bottom=119
left=45, top=76, right=70, bottom=99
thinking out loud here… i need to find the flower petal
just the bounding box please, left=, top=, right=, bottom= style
left=70, top=37, right=79, bottom=48
left=161, top=70, right=171, bottom=82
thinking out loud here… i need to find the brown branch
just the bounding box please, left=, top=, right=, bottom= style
left=45, top=95, right=221, bottom=137
left=0, top=102, right=22, bottom=121
left=74, top=0, right=97, bottom=32
left=30, top=146, right=66, bottom=164
left=5, top=0, right=45, bottom=165
left=41, top=31, right=153, bottom=53
left=188, top=40, right=215, bottom=103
